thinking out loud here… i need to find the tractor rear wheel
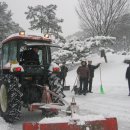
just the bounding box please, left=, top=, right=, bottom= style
left=49, top=74, right=65, bottom=104
left=0, top=75, right=22, bottom=123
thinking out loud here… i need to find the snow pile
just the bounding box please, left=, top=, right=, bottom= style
left=39, top=114, right=105, bottom=125
left=70, top=114, right=105, bottom=125
left=39, top=117, right=69, bottom=124
left=0, top=117, right=11, bottom=130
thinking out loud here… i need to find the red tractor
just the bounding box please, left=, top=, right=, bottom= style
left=0, top=32, right=64, bottom=123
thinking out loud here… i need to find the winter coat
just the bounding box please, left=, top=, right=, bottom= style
left=21, top=49, right=40, bottom=65
left=88, top=64, right=100, bottom=78
left=126, top=66, right=130, bottom=79
left=60, top=65, right=68, bottom=79
left=77, top=65, right=89, bottom=78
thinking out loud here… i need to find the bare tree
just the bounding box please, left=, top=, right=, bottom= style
left=76, top=0, right=128, bottom=36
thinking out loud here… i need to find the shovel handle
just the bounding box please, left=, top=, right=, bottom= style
left=99, top=64, right=102, bottom=85
left=71, top=76, right=78, bottom=92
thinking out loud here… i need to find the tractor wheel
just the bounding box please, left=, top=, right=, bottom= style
left=49, top=74, right=65, bottom=104
left=0, top=75, right=22, bottom=123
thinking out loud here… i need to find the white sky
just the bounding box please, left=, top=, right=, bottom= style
left=1, top=0, right=80, bottom=37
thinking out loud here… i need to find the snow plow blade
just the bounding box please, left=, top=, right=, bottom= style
left=23, top=117, right=118, bottom=130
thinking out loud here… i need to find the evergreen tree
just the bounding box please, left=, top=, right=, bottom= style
left=0, top=2, right=23, bottom=41
left=25, top=4, right=63, bottom=38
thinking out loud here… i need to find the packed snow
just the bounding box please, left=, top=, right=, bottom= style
left=39, top=114, right=105, bottom=125
left=0, top=53, right=130, bottom=130
left=65, top=53, right=130, bottom=130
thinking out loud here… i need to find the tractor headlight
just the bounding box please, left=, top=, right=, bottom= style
left=44, top=34, right=49, bottom=38
left=19, top=31, right=25, bottom=36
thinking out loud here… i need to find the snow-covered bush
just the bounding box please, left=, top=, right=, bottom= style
left=52, top=36, right=116, bottom=63
left=52, top=49, right=73, bottom=63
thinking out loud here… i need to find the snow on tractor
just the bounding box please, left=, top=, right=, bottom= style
left=0, top=31, right=65, bottom=123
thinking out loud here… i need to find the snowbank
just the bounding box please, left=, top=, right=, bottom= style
left=0, top=117, right=11, bottom=130
left=39, top=114, right=105, bottom=125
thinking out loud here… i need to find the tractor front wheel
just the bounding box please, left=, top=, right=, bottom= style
left=0, top=75, right=22, bottom=123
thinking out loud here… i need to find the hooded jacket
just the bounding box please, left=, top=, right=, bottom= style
left=77, top=65, right=89, bottom=78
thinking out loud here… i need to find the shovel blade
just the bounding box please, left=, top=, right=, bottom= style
left=100, top=84, right=105, bottom=94
left=23, top=117, right=118, bottom=130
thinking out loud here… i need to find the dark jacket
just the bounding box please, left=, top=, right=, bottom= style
left=77, top=65, right=89, bottom=78
left=60, top=65, right=68, bottom=79
left=22, top=49, right=40, bottom=65
left=88, top=64, right=100, bottom=78
left=126, top=66, right=130, bottom=79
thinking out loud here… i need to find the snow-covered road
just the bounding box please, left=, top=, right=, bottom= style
left=0, top=53, right=130, bottom=130
left=66, top=53, right=130, bottom=130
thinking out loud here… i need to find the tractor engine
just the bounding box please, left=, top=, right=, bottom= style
left=19, top=65, right=49, bottom=105
left=21, top=78, right=43, bottom=105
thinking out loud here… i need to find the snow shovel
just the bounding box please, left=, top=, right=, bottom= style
left=71, top=76, right=80, bottom=95
left=99, top=65, right=105, bottom=94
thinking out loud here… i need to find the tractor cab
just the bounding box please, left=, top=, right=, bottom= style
left=1, top=32, right=52, bottom=74
left=0, top=32, right=57, bottom=85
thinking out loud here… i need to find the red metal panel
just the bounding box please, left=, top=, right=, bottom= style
left=23, top=123, right=39, bottom=130
left=23, top=117, right=118, bottom=130
left=86, top=120, right=106, bottom=130
left=105, top=118, right=118, bottom=130
left=40, top=123, right=81, bottom=130
left=85, top=118, right=118, bottom=130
